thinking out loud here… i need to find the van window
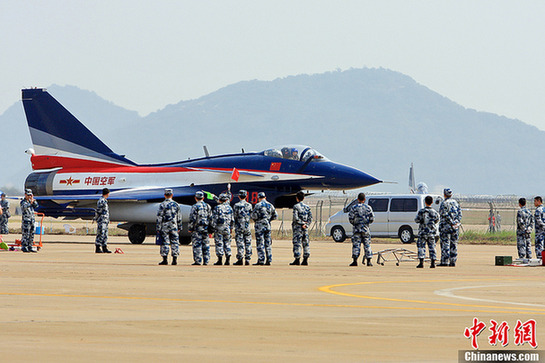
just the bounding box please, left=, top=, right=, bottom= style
left=368, top=198, right=388, bottom=212
left=390, top=198, right=418, bottom=212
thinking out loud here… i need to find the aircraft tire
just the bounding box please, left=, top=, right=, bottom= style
left=331, top=226, right=346, bottom=243
left=128, top=224, right=146, bottom=244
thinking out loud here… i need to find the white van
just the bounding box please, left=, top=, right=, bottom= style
left=325, top=194, right=442, bottom=243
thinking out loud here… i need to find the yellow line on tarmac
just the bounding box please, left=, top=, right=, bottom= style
left=1, top=290, right=545, bottom=315
left=318, top=278, right=545, bottom=313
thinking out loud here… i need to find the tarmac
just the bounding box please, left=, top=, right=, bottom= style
left=1, top=234, right=544, bottom=362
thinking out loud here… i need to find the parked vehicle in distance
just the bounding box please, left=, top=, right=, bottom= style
left=325, top=194, right=442, bottom=243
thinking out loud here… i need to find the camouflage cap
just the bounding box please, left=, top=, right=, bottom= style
left=443, top=188, right=453, bottom=197
left=258, top=192, right=266, bottom=198
left=238, top=190, right=247, bottom=198
left=219, top=193, right=229, bottom=201
left=164, top=188, right=173, bottom=195
left=195, top=191, right=204, bottom=199
left=25, top=189, right=33, bottom=195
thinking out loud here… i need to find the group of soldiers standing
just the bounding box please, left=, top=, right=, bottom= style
left=156, top=189, right=313, bottom=266
left=347, top=188, right=462, bottom=268
left=515, top=196, right=545, bottom=260
left=12, top=186, right=543, bottom=265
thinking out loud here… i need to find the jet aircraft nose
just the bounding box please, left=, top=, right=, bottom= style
left=315, top=162, right=381, bottom=189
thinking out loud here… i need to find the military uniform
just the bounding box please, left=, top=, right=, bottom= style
left=95, top=196, right=110, bottom=249
left=251, top=196, right=277, bottom=264
left=189, top=199, right=212, bottom=265
left=233, top=198, right=253, bottom=263
left=212, top=198, right=234, bottom=263
left=0, top=198, right=10, bottom=234
left=534, top=205, right=545, bottom=259
left=517, top=206, right=533, bottom=259
left=156, top=198, right=182, bottom=259
left=20, top=197, right=39, bottom=252
left=414, top=206, right=440, bottom=261
left=348, top=202, right=374, bottom=263
left=438, top=197, right=462, bottom=266
left=292, top=201, right=313, bottom=260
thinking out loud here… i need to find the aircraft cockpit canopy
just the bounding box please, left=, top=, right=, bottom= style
left=263, top=145, right=327, bottom=162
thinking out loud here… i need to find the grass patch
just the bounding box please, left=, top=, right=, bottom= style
left=460, top=230, right=517, bottom=245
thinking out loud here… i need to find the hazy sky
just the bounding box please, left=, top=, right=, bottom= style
left=1, top=1, right=544, bottom=128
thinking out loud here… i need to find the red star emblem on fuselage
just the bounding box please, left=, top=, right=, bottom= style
left=65, top=177, right=74, bottom=186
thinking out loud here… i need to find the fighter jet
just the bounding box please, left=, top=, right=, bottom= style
left=21, top=88, right=381, bottom=244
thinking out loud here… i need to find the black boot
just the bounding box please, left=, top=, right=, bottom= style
left=171, top=256, right=177, bottom=265
left=158, top=256, right=168, bottom=265
left=191, top=261, right=201, bottom=266
left=449, top=261, right=456, bottom=267
left=102, top=245, right=112, bottom=253
left=95, top=245, right=103, bottom=253
left=437, top=261, right=449, bottom=267
left=214, top=256, right=223, bottom=265
left=245, top=259, right=250, bottom=265
left=349, top=257, right=358, bottom=266
left=366, top=258, right=373, bottom=267
left=430, top=259, right=436, bottom=268
left=234, top=258, right=243, bottom=265
left=265, top=259, right=271, bottom=265
left=416, top=258, right=424, bottom=268
left=253, top=260, right=264, bottom=265
left=301, top=257, right=308, bottom=266
left=224, top=255, right=230, bottom=266
left=290, top=258, right=300, bottom=265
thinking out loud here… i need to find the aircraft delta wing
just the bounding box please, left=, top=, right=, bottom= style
left=21, top=88, right=381, bottom=244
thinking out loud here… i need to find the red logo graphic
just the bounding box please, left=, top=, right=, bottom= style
left=84, top=176, right=116, bottom=186
left=59, top=176, right=80, bottom=186
left=464, top=318, right=487, bottom=349
left=270, top=162, right=281, bottom=171
left=465, top=318, right=538, bottom=349
left=514, top=319, right=537, bottom=348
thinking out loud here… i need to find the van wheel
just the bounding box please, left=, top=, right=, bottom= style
left=399, top=226, right=414, bottom=244
left=331, top=226, right=346, bottom=243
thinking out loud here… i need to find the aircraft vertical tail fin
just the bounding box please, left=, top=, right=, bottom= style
left=21, top=88, right=136, bottom=170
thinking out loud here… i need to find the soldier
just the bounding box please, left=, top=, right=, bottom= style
left=188, top=191, right=212, bottom=265
left=20, top=189, right=39, bottom=253
left=533, top=196, right=545, bottom=260
left=516, top=197, right=533, bottom=259
left=156, top=189, right=182, bottom=265
left=348, top=192, right=374, bottom=266
left=251, top=192, right=277, bottom=265
left=233, top=190, right=253, bottom=265
left=290, top=191, right=313, bottom=266
left=438, top=188, right=462, bottom=267
left=0, top=192, right=10, bottom=234
left=94, top=188, right=112, bottom=253
left=414, top=195, right=440, bottom=268
left=211, top=193, right=234, bottom=265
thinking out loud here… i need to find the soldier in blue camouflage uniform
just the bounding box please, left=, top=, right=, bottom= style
left=0, top=193, right=10, bottom=234
left=348, top=192, right=374, bottom=266
left=290, top=191, right=313, bottom=266
left=20, top=189, right=39, bottom=253
left=156, top=189, right=182, bottom=265
left=251, top=192, right=277, bottom=265
left=211, top=193, right=234, bottom=265
left=189, top=191, right=212, bottom=265
left=533, top=196, right=545, bottom=260
left=94, top=188, right=112, bottom=253
left=516, top=197, right=533, bottom=259
left=233, top=190, right=253, bottom=265
left=414, top=195, right=440, bottom=268
left=438, top=188, right=462, bottom=267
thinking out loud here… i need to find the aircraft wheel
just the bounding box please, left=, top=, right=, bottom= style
left=399, top=226, right=414, bottom=244
left=128, top=224, right=146, bottom=244
left=331, top=226, right=346, bottom=243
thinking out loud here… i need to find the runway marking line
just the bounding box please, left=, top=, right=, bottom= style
left=318, top=278, right=545, bottom=314
left=2, top=277, right=545, bottom=315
